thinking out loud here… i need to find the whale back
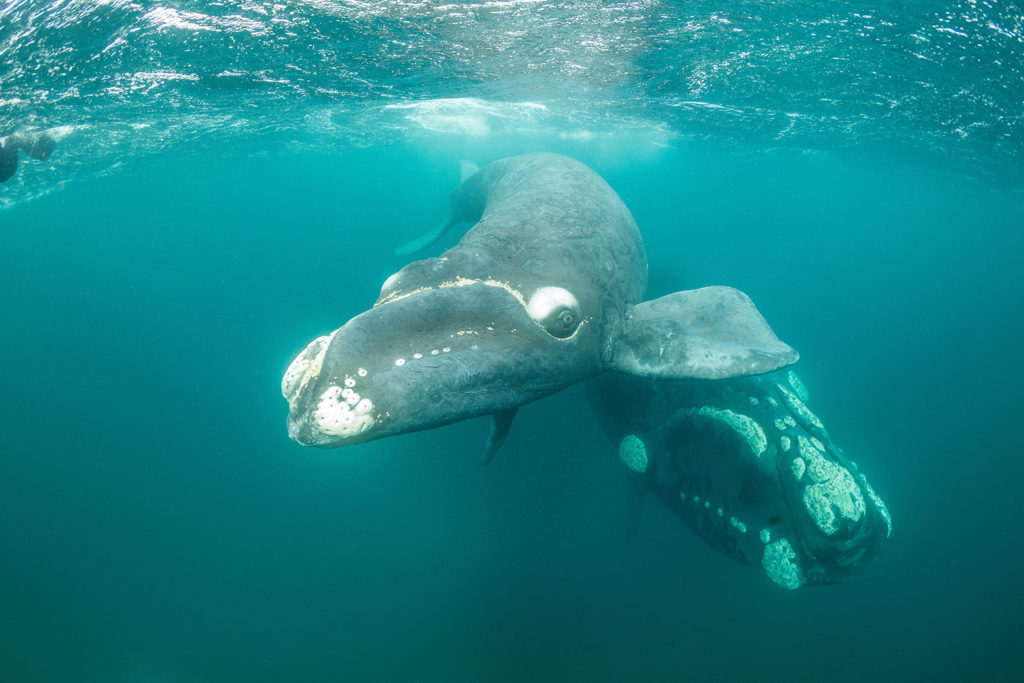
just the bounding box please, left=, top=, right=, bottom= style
left=382, top=154, right=647, bottom=350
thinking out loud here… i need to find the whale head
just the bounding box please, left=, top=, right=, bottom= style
left=282, top=278, right=597, bottom=448
left=592, top=370, right=890, bottom=589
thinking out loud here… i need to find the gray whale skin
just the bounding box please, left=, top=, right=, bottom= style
left=282, top=153, right=798, bottom=455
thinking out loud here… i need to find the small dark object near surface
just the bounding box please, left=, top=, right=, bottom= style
left=0, top=132, right=58, bottom=183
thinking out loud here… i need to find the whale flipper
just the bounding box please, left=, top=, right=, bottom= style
left=394, top=160, right=481, bottom=256
left=395, top=215, right=459, bottom=256
left=605, top=286, right=798, bottom=380
left=483, top=407, right=518, bottom=464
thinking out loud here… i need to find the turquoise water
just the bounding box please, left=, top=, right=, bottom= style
left=3, top=2, right=1024, bottom=682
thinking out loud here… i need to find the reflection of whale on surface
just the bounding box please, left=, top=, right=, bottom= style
left=283, top=153, right=798, bottom=456
left=589, top=369, right=891, bottom=589
left=0, top=131, right=57, bottom=183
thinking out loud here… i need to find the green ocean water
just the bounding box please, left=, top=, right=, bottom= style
left=3, top=2, right=1024, bottom=682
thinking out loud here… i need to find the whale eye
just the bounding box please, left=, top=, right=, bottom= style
left=527, top=286, right=582, bottom=338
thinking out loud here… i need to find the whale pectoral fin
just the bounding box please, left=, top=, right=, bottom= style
left=394, top=160, right=481, bottom=256
left=395, top=215, right=459, bottom=256
left=483, top=407, right=518, bottom=464
left=605, top=286, right=799, bottom=380
left=459, top=159, right=480, bottom=182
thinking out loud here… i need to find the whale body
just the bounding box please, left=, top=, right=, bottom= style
left=283, top=153, right=799, bottom=452
left=589, top=369, right=891, bottom=589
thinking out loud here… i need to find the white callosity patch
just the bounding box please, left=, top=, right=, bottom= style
left=760, top=528, right=772, bottom=544
left=618, top=434, right=648, bottom=473
left=799, top=436, right=865, bottom=536
left=762, top=538, right=805, bottom=590
left=314, top=385, right=375, bottom=437
left=792, top=457, right=806, bottom=481
left=282, top=331, right=336, bottom=404
left=788, top=370, right=810, bottom=403
left=692, top=406, right=767, bottom=458
left=774, top=415, right=797, bottom=432
left=777, top=383, right=825, bottom=431
left=780, top=435, right=792, bottom=452
left=729, top=517, right=748, bottom=534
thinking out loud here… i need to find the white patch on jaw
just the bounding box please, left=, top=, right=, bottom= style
left=395, top=358, right=405, bottom=366
left=762, top=538, right=805, bottom=590
left=282, top=331, right=337, bottom=404
left=617, top=434, right=648, bottom=473
left=314, top=385, right=375, bottom=437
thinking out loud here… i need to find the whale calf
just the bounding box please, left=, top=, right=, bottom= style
left=283, top=153, right=799, bottom=454
left=589, top=369, right=891, bottom=589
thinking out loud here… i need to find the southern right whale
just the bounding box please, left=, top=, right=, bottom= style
left=282, top=153, right=799, bottom=456
left=589, top=368, right=891, bottom=589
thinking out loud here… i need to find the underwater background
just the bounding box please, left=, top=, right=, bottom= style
left=2, top=1, right=1024, bottom=681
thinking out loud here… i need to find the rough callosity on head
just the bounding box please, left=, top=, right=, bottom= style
left=762, top=538, right=805, bottom=590
left=791, top=456, right=806, bottom=481
left=282, top=331, right=337, bottom=404
left=689, top=406, right=767, bottom=458
left=777, top=382, right=824, bottom=432
left=798, top=436, right=866, bottom=536
left=787, top=370, right=810, bottom=403
left=314, top=385, right=375, bottom=437
left=618, top=434, right=648, bottom=473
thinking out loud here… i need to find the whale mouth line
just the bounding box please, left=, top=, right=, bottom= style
left=375, top=276, right=527, bottom=309
left=375, top=276, right=590, bottom=342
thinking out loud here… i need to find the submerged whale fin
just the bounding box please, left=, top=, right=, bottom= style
left=394, top=159, right=481, bottom=256
left=483, top=407, right=518, bottom=464
left=604, top=286, right=799, bottom=380
left=395, top=215, right=458, bottom=256
left=459, top=159, right=479, bottom=182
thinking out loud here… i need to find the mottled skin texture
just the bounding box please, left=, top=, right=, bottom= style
left=286, top=154, right=647, bottom=447
left=589, top=370, right=890, bottom=587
